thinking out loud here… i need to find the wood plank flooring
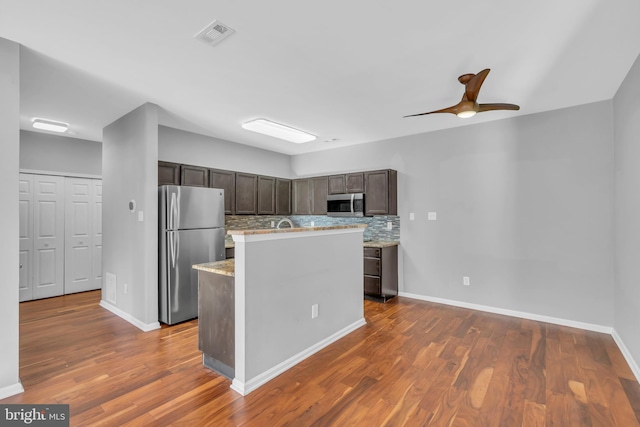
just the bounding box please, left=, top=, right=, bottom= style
left=2, top=290, right=640, bottom=426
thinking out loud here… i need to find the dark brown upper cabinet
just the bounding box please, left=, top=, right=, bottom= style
left=235, top=173, right=258, bottom=215
left=158, top=161, right=180, bottom=186
left=276, top=178, right=292, bottom=215
left=292, top=179, right=312, bottom=215
left=328, top=175, right=346, bottom=195
left=257, top=176, right=276, bottom=215
left=180, top=164, right=208, bottom=187
left=209, top=169, right=236, bottom=215
left=364, top=169, right=397, bottom=216
left=328, top=173, right=364, bottom=194
left=311, top=176, right=328, bottom=215
left=345, top=173, right=365, bottom=193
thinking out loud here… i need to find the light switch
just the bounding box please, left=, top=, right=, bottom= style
left=409, top=213, right=415, bottom=221
left=428, top=212, right=437, bottom=221
left=138, top=211, right=144, bottom=222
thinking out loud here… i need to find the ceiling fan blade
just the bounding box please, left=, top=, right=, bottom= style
left=403, top=104, right=460, bottom=118
left=465, top=69, right=491, bottom=102
left=477, top=103, right=520, bottom=112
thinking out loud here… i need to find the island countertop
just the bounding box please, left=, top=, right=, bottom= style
left=193, top=259, right=235, bottom=277
left=227, top=224, right=366, bottom=236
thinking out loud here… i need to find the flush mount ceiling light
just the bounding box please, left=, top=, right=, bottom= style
left=242, top=119, right=316, bottom=143
left=32, top=118, right=69, bottom=133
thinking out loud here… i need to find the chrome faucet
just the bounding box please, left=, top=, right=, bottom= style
left=276, top=218, right=294, bottom=229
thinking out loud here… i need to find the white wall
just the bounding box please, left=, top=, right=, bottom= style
left=158, top=126, right=292, bottom=178
left=232, top=228, right=364, bottom=394
left=0, top=37, right=23, bottom=398
left=20, top=130, right=101, bottom=176
left=102, top=103, right=159, bottom=329
left=614, top=52, right=640, bottom=370
left=293, top=101, right=615, bottom=327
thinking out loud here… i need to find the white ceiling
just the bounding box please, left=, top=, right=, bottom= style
left=1, top=1, right=639, bottom=155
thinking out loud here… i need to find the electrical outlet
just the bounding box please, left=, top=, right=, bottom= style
left=428, top=212, right=437, bottom=221
left=124, top=283, right=128, bottom=294
left=271, top=221, right=275, bottom=228
left=310, top=221, right=315, bottom=227
left=311, top=304, right=319, bottom=319
left=463, top=277, right=470, bottom=286
left=387, top=221, right=393, bottom=230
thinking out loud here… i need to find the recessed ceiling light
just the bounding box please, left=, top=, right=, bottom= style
left=242, top=119, right=316, bottom=143
left=32, top=118, right=69, bottom=133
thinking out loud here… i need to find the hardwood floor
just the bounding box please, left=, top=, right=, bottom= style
left=2, top=290, right=640, bottom=426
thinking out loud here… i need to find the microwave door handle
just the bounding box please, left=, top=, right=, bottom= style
left=350, top=194, right=355, bottom=214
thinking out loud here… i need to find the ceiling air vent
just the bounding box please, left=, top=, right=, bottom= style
left=194, top=20, right=235, bottom=47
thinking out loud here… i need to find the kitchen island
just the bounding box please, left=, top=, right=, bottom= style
left=193, top=224, right=366, bottom=395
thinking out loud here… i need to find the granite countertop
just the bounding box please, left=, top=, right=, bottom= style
left=225, top=237, right=399, bottom=248
left=227, top=224, right=366, bottom=236
left=363, top=240, right=400, bottom=248
left=193, top=259, right=235, bottom=277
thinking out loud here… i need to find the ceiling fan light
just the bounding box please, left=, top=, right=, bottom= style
left=456, top=111, right=477, bottom=119
left=242, top=119, right=316, bottom=143
left=32, top=118, right=69, bottom=133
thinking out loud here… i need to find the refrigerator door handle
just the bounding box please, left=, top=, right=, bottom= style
left=170, top=232, right=177, bottom=268
left=170, top=191, right=178, bottom=230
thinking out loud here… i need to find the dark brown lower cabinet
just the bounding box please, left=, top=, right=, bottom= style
left=363, top=245, right=398, bottom=301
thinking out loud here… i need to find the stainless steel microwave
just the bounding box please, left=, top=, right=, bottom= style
left=327, top=193, right=365, bottom=217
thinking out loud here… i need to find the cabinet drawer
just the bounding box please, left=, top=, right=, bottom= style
left=364, top=257, right=381, bottom=276
left=363, top=247, right=381, bottom=258
left=364, top=275, right=381, bottom=295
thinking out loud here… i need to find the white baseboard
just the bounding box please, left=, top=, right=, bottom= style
left=99, top=300, right=160, bottom=332
left=398, top=292, right=613, bottom=334
left=399, top=292, right=640, bottom=383
left=231, top=317, right=367, bottom=396
left=611, top=329, right=640, bottom=383
left=0, top=381, right=24, bottom=400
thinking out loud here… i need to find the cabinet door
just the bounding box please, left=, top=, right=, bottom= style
left=276, top=178, right=292, bottom=215
left=158, top=161, right=180, bottom=186
left=364, top=170, right=397, bottom=216
left=311, top=176, right=328, bottom=215
left=292, top=179, right=311, bottom=215
left=257, top=176, right=276, bottom=215
left=210, top=169, right=236, bottom=215
left=181, top=165, right=208, bottom=187
left=345, top=173, right=365, bottom=193
left=328, top=175, right=346, bottom=195
left=235, top=173, right=257, bottom=215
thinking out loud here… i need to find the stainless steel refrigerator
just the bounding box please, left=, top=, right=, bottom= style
left=159, top=185, right=225, bottom=325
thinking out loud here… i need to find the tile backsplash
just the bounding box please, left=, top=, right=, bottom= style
left=225, top=215, right=400, bottom=242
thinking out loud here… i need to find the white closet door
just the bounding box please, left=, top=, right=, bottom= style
left=64, top=178, right=93, bottom=294
left=18, top=174, right=34, bottom=302
left=92, top=180, right=103, bottom=290
left=32, top=175, right=65, bottom=299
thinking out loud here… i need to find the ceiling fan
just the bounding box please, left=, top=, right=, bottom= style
left=404, top=68, right=520, bottom=119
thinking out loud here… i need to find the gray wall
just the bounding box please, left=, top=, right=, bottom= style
left=292, top=101, right=615, bottom=327
left=102, top=103, right=159, bottom=327
left=614, top=53, right=640, bottom=366
left=0, top=38, right=21, bottom=397
left=20, top=130, right=101, bottom=176
left=158, top=126, right=292, bottom=178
